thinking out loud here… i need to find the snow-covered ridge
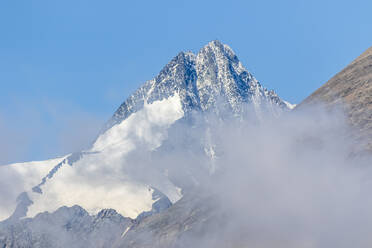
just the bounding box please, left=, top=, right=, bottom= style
left=0, top=40, right=293, bottom=222
left=27, top=94, right=184, bottom=219
left=283, top=100, right=297, bottom=110
left=0, top=156, right=67, bottom=220
left=107, top=40, right=293, bottom=130
left=0, top=94, right=184, bottom=221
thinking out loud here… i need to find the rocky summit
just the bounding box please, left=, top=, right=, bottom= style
left=0, top=41, right=293, bottom=248
left=108, top=40, right=292, bottom=129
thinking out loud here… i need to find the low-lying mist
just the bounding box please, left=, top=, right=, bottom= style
left=2, top=101, right=372, bottom=248
left=126, top=104, right=372, bottom=248
left=209, top=108, right=372, bottom=247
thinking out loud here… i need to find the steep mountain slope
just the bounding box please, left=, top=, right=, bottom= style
left=115, top=191, right=219, bottom=248
left=114, top=45, right=372, bottom=248
left=108, top=40, right=292, bottom=129
left=299, top=46, right=372, bottom=150
left=0, top=41, right=292, bottom=223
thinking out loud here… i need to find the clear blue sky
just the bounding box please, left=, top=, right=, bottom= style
left=1, top=0, right=371, bottom=163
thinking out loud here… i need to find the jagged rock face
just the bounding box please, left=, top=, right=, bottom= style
left=135, top=188, right=172, bottom=222
left=0, top=196, right=215, bottom=248
left=115, top=192, right=219, bottom=248
left=0, top=206, right=132, bottom=248
left=108, top=40, right=291, bottom=129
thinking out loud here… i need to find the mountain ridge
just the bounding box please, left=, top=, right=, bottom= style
left=299, top=45, right=372, bottom=150
left=0, top=40, right=292, bottom=224
left=3, top=42, right=372, bottom=248
left=107, top=40, right=292, bottom=130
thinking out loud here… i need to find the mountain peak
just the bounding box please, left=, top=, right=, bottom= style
left=108, top=41, right=292, bottom=128
left=197, top=40, right=238, bottom=63
left=203, top=40, right=224, bottom=50
left=172, top=40, right=235, bottom=65
left=172, top=50, right=196, bottom=62
left=0, top=41, right=293, bottom=229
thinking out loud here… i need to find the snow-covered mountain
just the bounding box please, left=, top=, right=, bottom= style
left=0, top=40, right=293, bottom=222
left=108, top=40, right=292, bottom=129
